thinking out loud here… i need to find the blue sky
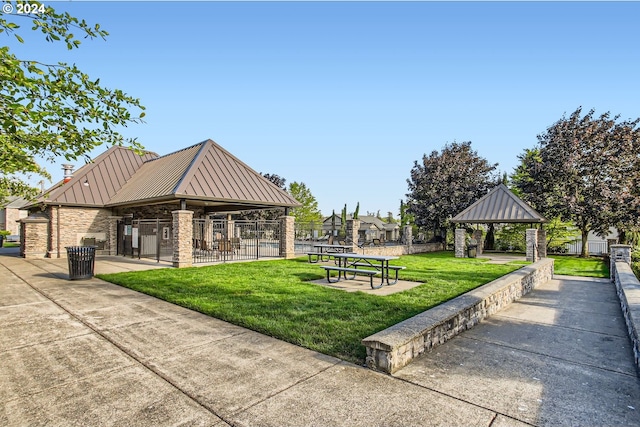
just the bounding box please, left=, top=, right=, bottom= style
left=11, top=1, right=640, bottom=217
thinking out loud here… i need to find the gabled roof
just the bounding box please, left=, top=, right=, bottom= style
left=29, top=139, right=299, bottom=212
left=27, top=146, right=158, bottom=208
left=451, top=184, right=547, bottom=224
left=2, top=196, right=29, bottom=209
left=107, top=139, right=300, bottom=210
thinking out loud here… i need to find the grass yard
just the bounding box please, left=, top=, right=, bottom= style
left=551, top=255, right=609, bottom=278
left=98, top=251, right=523, bottom=364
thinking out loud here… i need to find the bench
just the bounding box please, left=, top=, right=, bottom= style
left=321, top=266, right=380, bottom=289
left=307, top=252, right=333, bottom=263
left=351, top=263, right=406, bottom=285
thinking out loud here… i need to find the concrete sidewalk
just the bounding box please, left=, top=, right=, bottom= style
left=2, top=252, right=640, bottom=426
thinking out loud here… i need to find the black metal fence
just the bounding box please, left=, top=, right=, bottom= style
left=117, top=218, right=173, bottom=262
left=192, top=219, right=280, bottom=264
left=294, top=221, right=330, bottom=254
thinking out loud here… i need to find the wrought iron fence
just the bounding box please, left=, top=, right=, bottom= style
left=294, top=221, right=327, bottom=254
left=133, top=219, right=173, bottom=262
left=192, top=219, right=280, bottom=263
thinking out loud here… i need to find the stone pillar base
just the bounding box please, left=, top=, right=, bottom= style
left=526, top=228, right=539, bottom=262
left=172, top=210, right=193, bottom=268
left=455, top=228, right=466, bottom=258
left=280, top=215, right=295, bottom=259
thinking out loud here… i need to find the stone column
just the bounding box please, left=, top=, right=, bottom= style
left=172, top=210, right=193, bottom=268
left=403, top=225, right=413, bottom=253
left=537, top=229, right=547, bottom=259
left=20, top=214, right=49, bottom=259
left=472, top=229, right=484, bottom=256
left=526, top=228, right=539, bottom=262
left=347, top=219, right=360, bottom=247
left=279, top=215, right=295, bottom=259
left=610, top=244, right=632, bottom=281
left=455, top=228, right=466, bottom=258
left=107, top=216, right=121, bottom=255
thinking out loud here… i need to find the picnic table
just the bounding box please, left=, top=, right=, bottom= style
left=307, top=244, right=353, bottom=263
left=320, top=253, right=405, bottom=289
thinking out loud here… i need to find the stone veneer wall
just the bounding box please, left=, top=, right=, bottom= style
left=610, top=245, right=640, bottom=371
left=2, top=206, right=26, bottom=236
left=20, top=215, right=49, bottom=259
left=48, top=206, right=113, bottom=258
left=352, top=242, right=444, bottom=257
left=362, top=258, right=554, bottom=374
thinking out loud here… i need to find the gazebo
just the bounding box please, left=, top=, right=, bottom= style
left=450, top=184, right=547, bottom=261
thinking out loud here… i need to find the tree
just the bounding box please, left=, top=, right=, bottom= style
left=406, top=141, right=498, bottom=236
left=287, top=181, right=322, bottom=224
left=353, top=202, right=359, bottom=220
left=511, top=107, right=640, bottom=256
left=340, top=204, right=347, bottom=237
left=236, top=173, right=287, bottom=220
left=543, top=217, right=578, bottom=253
left=1, top=3, right=146, bottom=203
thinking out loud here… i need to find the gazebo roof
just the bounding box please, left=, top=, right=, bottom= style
left=451, top=184, right=547, bottom=224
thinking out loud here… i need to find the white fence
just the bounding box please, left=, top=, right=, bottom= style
left=565, top=240, right=609, bottom=255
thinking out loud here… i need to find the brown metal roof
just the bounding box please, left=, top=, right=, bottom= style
left=106, top=139, right=300, bottom=210
left=30, top=140, right=300, bottom=211
left=451, top=184, right=547, bottom=224
left=28, top=147, right=157, bottom=208
left=174, top=140, right=300, bottom=208
left=105, top=143, right=201, bottom=206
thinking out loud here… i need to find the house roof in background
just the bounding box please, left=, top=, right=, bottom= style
left=2, top=196, right=29, bottom=209
left=30, top=139, right=300, bottom=212
left=451, top=184, right=547, bottom=224
left=322, top=214, right=398, bottom=229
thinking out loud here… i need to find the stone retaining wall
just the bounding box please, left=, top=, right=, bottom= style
left=611, top=261, right=640, bottom=371
left=362, top=257, right=554, bottom=374
left=354, top=242, right=444, bottom=257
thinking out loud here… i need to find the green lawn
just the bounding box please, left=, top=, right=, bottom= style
left=550, top=255, right=609, bottom=278
left=98, top=251, right=523, bottom=363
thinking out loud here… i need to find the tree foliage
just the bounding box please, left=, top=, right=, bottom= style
left=406, top=141, right=498, bottom=234
left=511, top=107, right=640, bottom=256
left=0, top=3, right=146, bottom=203
left=288, top=181, right=322, bottom=224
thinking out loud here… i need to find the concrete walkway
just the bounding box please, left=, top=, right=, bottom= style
left=2, top=250, right=640, bottom=426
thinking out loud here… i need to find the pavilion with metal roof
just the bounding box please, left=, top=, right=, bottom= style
left=29, top=139, right=300, bottom=213
left=20, top=139, right=300, bottom=266
left=450, top=184, right=547, bottom=261
left=451, top=184, right=546, bottom=224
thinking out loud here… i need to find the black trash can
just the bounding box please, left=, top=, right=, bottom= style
left=66, top=246, right=96, bottom=280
